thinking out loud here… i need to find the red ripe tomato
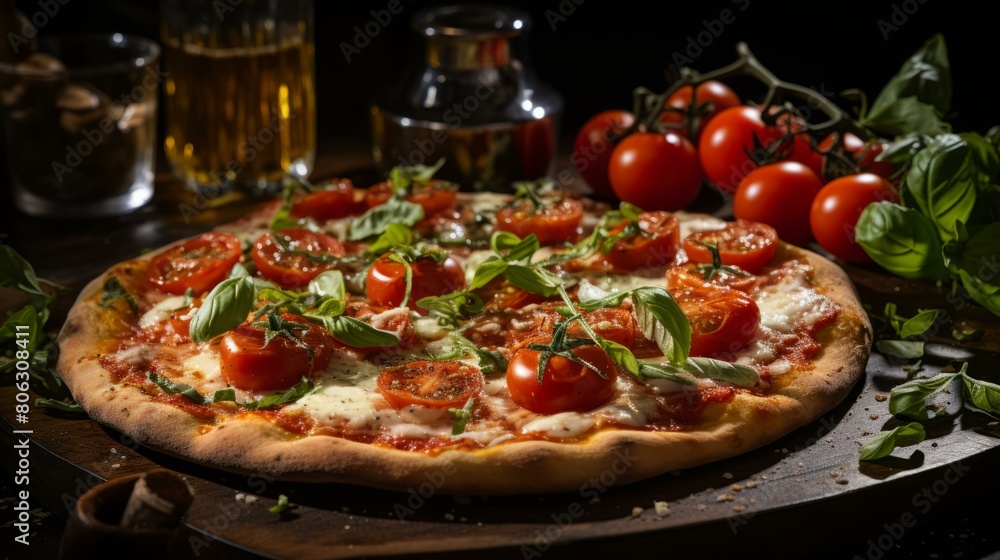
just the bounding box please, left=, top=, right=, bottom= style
left=494, top=198, right=584, bottom=246
left=147, top=232, right=242, bottom=295
left=376, top=360, right=483, bottom=409
left=572, top=110, right=635, bottom=199
left=733, top=161, right=823, bottom=246
left=608, top=132, right=702, bottom=211
left=659, top=80, right=741, bottom=137
left=683, top=220, right=778, bottom=274
left=506, top=342, right=617, bottom=414
left=666, top=264, right=755, bottom=294
left=567, top=307, right=640, bottom=349
left=475, top=278, right=546, bottom=312
left=818, top=132, right=895, bottom=179
left=366, top=179, right=458, bottom=216
left=698, top=106, right=784, bottom=194
left=668, top=272, right=760, bottom=358
left=366, top=255, right=466, bottom=312
left=251, top=228, right=346, bottom=289
left=810, top=173, right=898, bottom=263
left=290, top=179, right=361, bottom=221
left=603, top=211, right=680, bottom=270
left=219, top=313, right=333, bottom=392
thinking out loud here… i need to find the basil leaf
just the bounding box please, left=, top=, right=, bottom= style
left=888, top=371, right=959, bottom=418
left=863, top=34, right=951, bottom=136
left=943, top=221, right=1000, bottom=317
left=319, top=315, right=400, bottom=348
left=0, top=305, right=40, bottom=351
left=448, top=398, right=475, bottom=436
left=229, top=262, right=250, bottom=278
left=0, top=245, right=54, bottom=309
left=859, top=422, right=926, bottom=461
left=389, top=159, right=445, bottom=191
left=490, top=231, right=524, bottom=255
left=904, top=134, right=981, bottom=242
left=599, top=338, right=639, bottom=377
left=956, top=268, right=1000, bottom=317
left=34, top=398, right=85, bottom=414
left=269, top=178, right=301, bottom=231
left=147, top=372, right=208, bottom=404
left=683, top=358, right=760, bottom=387
left=209, top=388, right=237, bottom=404
left=899, top=309, right=939, bottom=339
left=348, top=198, right=424, bottom=241
left=244, top=378, right=313, bottom=410
left=505, top=234, right=541, bottom=263
left=415, top=291, right=483, bottom=324
left=469, top=257, right=508, bottom=291
left=387, top=253, right=414, bottom=308
left=573, top=290, right=632, bottom=312
left=961, top=372, right=1000, bottom=415
left=307, top=270, right=346, bottom=300
left=472, top=346, right=508, bottom=376
left=637, top=361, right=698, bottom=386
left=503, top=265, right=563, bottom=297
left=952, top=326, right=984, bottom=342
left=189, top=277, right=257, bottom=343
left=876, top=339, right=926, bottom=359
left=269, top=494, right=291, bottom=515
left=99, top=276, right=139, bottom=315
left=366, top=224, right=414, bottom=257
left=855, top=202, right=950, bottom=280
left=631, top=287, right=691, bottom=366
left=309, top=298, right=347, bottom=318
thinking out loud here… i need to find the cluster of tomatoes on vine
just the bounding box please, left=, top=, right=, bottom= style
left=572, top=80, right=899, bottom=263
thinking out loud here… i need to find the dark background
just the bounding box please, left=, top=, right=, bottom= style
left=3, top=0, right=997, bottom=151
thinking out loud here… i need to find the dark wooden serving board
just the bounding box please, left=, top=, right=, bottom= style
left=3, top=144, right=1000, bottom=558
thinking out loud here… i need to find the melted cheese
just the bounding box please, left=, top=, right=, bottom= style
left=138, top=296, right=189, bottom=329
left=755, top=273, right=836, bottom=334
left=520, top=412, right=596, bottom=438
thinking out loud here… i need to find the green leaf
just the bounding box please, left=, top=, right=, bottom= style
left=448, top=398, right=475, bottom=436
left=98, top=277, right=139, bottom=315
left=888, top=371, right=959, bottom=418
left=863, top=34, right=951, bottom=136
left=317, top=315, right=400, bottom=348
left=34, top=397, right=85, bottom=414
left=147, top=372, right=209, bottom=404
left=855, top=202, right=950, bottom=280
left=0, top=305, right=40, bottom=351
left=572, top=290, right=632, bottom=312
left=415, top=291, right=484, bottom=325
left=898, top=309, right=938, bottom=339
left=961, top=371, right=1000, bottom=415
left=503, top=265, right=563, bottom=297
left=189, top=277, right=257, bottom=343
left=348, top=198, right=424, bottom=241
left=0, top=245, right=54, bottom=310
left=366, top=224, right=414, bottom=257
left=471, top=346, right=508, bottom=376
left=599, top=338, right=639, bottom=377
left=683, top=358, right=759, bottom=387
left=504, top=234, right=542, bottom=263
left=490, top=231, right=525, bottom=255
left=904, top=134, right=981, bottom=241
left=307, top=270, right=346, bottom=300
left=952, top=326, right=984, bottom=342
left=943, top=221, right=1000, bottom=317
left=636, top=361, right=698, bottom=385
left=244, top=378, right=314, bottom=410
left=631, top=287, right=691, bottom=366
left=269, top=178, right=302, bottom=231
left=309, top=298, right=346, bottom=318
left=859, top=422, right=927, bottom=461
left=468, top=257, right=509, bottom=291
left=269, top=494, right=291, bottom=515
left=389, top=158, right=445, bottom=191
left=209, top=388, right=237, bottom=404
left=876, top=339, right=926, bottom=359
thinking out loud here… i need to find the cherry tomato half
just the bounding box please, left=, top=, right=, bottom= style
left=147, top=232, right=242, bottom=295
left=219, top=313, right=333, bottom=392
left=366, top=179, right=458, bottom=216
left=659, top=80, right=741, bottom=137
left=668, top=272, right=760, bottom=358
left=507, top=342, right=617, bottom=414
left=603, top=211, right=680, bottom=270
left=290, top=179, right=361, bottom=221
left=572, top=110, right=635, bottom=199
left=494, top=198, right=584, bottom=246
left=377, top=360, right=483, bottom=409
left=683, top=220, right=779, bottom=275
left=810, top=173, right=898, bottom=263
left=733, top=161, right=823, bottom=246
left=366, top=255, right=466, bottom=312
left=609, top=132, right=702, bottom=211
left=251, top=228, right=346, bottom=289
left=698, top=106, right=784, bottom=194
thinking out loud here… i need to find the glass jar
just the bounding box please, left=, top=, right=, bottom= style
left=371, top=5, right=563, bottom=192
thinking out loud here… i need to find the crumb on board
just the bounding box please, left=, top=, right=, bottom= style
left=631, top=507, right=644, bottom=518
left=653, top=501, right=670, bottom=517
left=716, top=493, right=735, bottom=503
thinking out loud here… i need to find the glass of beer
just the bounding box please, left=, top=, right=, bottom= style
left=159, top=0, right=315, bottom=198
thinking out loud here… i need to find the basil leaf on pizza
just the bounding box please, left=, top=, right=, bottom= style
left=189, top=276, right=257, bottom=343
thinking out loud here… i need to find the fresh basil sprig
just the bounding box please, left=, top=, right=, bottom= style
left=859, top=422, right=927, bottom=461
left=99, top=276, right=138, bottom=315
left=348, top=195, right=424, bottom=241
left=243, top=378, right=315, bottom=410
left=389, top=158, right=446, bottom=192
left=146, top=372, right=237, bottom=405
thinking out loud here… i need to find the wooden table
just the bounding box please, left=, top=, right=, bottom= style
left=3, top=140, right=1000, bottom=559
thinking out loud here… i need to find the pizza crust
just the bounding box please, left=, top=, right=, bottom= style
left=57, top=206, right=872, bottom=495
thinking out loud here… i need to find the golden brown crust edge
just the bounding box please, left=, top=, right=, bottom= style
left=56, top=219, right=872, bottom=496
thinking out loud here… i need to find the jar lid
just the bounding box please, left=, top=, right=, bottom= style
left=412, top=5, right=531, bottom=39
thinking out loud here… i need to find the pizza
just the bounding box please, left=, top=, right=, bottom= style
left=56, top=175, right=872, bottom=495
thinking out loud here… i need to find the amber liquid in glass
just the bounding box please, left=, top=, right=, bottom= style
left=162, top=30, right=315, bottom=191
